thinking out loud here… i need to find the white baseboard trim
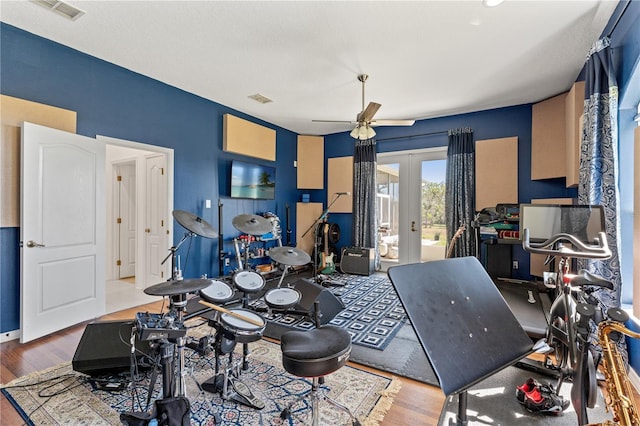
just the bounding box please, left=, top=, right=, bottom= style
left=1, top=329, right=20, bottom=343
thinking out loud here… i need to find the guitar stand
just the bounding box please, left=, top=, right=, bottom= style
left=300, top=193, right=346, bottom=281
left=387, top=257, right=534, bottom=424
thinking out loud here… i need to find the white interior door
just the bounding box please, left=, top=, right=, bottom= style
left=377, top=148, right=447, bottom=270
left=117, top=162, right=136, bottom=278
left=145, top=154, right=169, bottom=285
left=21, top=122, right=105, bottom=343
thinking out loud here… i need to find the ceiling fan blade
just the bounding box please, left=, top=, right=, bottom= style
left=312, top=119, right=357, bottom=124
left=358, top=102, right=381, bottom=123
left=370, top=119, right=415, bottom=127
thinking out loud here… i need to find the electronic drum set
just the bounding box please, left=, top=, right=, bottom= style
left=135, top=209, right=312, bottom=415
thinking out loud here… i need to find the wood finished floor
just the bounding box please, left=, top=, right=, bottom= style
left=0, top=300, right=443, bottom=425
left=3, top=301, right=635, bottom=425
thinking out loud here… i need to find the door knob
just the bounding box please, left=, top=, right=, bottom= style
left=145, top=228, right=151, bottom=233
left=26, top=240, right=45, bottom=248
left=411, top=221, right=417, bottom=232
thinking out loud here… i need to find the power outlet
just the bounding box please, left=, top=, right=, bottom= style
left=224, top=258, right=230, bottom=267
left=512, top=260, right=519, bottom=270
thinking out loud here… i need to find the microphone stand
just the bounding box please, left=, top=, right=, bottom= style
left=301, top=193, right=346, bottom=280
left=285, top=203, right=291, bottom=246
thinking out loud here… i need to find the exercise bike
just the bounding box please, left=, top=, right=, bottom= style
left=521, top=204, right=614, bottom=425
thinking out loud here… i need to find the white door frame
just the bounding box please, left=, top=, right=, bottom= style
left=99, top=135, right=174, bottom=290
left=378, top=147, right=447, bottom=269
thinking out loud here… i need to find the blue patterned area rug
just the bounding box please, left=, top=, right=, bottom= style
left=1, top=328, right=400, bottom=426
left=251, top=273, right=407, bottom=351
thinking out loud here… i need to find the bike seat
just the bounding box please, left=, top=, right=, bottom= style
left=569, top=269, right=613, bottom=290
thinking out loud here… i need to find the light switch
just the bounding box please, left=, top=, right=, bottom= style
left=205, top=199, right=211, bottom=209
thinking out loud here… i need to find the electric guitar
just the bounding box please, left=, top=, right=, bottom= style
left=445, top=224, right=466, bottom=259
left=320, top=223, right=335, bottom=274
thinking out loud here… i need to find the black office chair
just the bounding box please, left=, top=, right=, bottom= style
left=279, top=302, right=360, bottom=426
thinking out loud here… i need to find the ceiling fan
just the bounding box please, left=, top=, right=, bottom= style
left=313, top=74, right=415, bottom=140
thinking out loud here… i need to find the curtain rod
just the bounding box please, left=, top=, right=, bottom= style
left=606, top=0, right=631, bottom=38
left=376, top=130, right=448, bottom=143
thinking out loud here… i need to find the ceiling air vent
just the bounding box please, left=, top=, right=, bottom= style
left=31, top=0, right=85, bottom=21
left=248, top=94, right=273, bottom=104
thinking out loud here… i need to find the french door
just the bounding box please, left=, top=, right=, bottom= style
left=377, top=148, right=447, bottom=270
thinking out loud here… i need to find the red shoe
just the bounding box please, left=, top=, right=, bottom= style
left=524, top=386, right=570, bottom=415
left=515, top=378, right=538, bottom=404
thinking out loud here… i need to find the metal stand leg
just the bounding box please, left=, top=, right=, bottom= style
left=276, top=266, right=289, bottom=288
left=160, top=343, right=174, bottom=398
left=456, top=391, right=468, bottom=426
left=281, top=377, right=360, bottom=426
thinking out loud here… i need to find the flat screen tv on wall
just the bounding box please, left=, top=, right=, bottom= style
left=230, top=160, right=276, bottom=200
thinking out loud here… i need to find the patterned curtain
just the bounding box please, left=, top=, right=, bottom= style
left=445, top=128, right=475, bottom=258
left=352, top=137, right=378, bottom=264
left=578, top=37, right=625, bottom=362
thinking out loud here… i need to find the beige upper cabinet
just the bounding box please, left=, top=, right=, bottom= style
left=223, top=114, right=276, bottom=161
left=531, top=92, right=566, bottom=180
left=327, top=156, right=353, bottom=213
left=297, top=135, right=324, bottom=189
left=475, top=137, right=518, bottom=211
left=531, top=81, right=584, bottom=185
left=565, top=81, right=585, bottom=188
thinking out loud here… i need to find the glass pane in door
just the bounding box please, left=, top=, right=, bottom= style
left=376, top=163, right=399, bottom=263
left=419, top=159, right=447, bottom=262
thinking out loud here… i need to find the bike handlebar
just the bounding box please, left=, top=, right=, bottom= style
left=521, top=228, right=612, bottom=260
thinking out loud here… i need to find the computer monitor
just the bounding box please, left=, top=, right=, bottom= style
left=519, top=204, right=605, bottom=245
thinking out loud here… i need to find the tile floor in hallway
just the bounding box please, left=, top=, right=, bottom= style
left=106, top=278, right=159, bottom=314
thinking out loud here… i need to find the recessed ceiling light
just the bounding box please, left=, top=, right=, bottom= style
left=482, top=0, right=505, bottom=7
left=248, top=94, right=273, bottom=104
left=31, top=0, right=85, bottom=21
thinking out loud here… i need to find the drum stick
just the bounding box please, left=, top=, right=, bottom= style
left=199, top=300, right=264, bottom=327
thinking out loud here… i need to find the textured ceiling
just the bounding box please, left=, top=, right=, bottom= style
left=0, top=0, right=618, bottom=135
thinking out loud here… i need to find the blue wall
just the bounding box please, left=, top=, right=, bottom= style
left=324, top=104, right=578, bottom=279
left=2, top=0, right=639, bottom=336
left=0, top=23, right=303, bottom=332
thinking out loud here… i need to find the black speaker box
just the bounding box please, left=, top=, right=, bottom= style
left=340, top=247, right=375, bottom=276
left=72, top=320, right=153, bottom=377
left=290, top=278, right=345, bottom=324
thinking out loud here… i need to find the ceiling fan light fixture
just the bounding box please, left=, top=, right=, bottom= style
left=351, top=124, right=376, bottom=140
left=366, top=126, right=376, bottom=139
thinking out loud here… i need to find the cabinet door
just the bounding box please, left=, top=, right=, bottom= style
left=297, top=135, right=324, bottom=189
left=565, top=81, right=585, bottom=187
left=531, top=92, right=566, bottom=180
left=327, top=156, right=353, bottom=213
left=475, top=137, right=518, bottom=211
left=296, top=202, right=323, bottom=255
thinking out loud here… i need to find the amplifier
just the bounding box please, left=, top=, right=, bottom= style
left=340, top=247, right=374, bottom=276
left=73, top=320, right=153, bottom=377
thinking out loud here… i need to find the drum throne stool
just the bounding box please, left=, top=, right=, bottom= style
left=279, top=301, right=361, bottom=426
